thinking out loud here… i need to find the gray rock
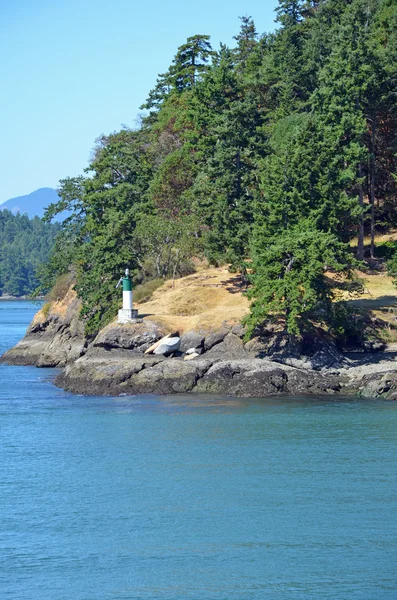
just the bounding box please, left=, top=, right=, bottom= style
left=243, top=331, right=303, bottom=360
left=203, top=329, right=228, bottom=351
left=304, top=344, right=345, bottom=371
left=204, top=333, right=246, bottom=360
left=56, top=354, right=165, bottom=396
left=362, top=340, right=387, bottom=353
left=119, top=359, right=211, bottom=395
left=180, top=332, right=205, bottom=353
left=244, top=336, right=268, bottom=354
left=6, top=299, right=397, bottom=401
left=195, top=359, right=288, bottom=396
left=0, top=293, right=86, bottom=368
left=93, top=321, right=161, bottom=351
left=357, top=371, right=397, bottom=398
left=231, top=323, right=246, bottom=338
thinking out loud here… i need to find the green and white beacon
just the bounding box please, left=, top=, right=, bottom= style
left=117, top=268, right=139, bottom=324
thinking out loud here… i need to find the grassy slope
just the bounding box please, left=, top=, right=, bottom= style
left=136, top=267, right=250, bottom=333
left=135, top=256, right=397, bottom=340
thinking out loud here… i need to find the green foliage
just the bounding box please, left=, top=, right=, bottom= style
left=387, top=251, right=397, bottom=285
left=132, top=214, right=201, bottom=281
left=41, top=302, right=51, bottom=320
left=133, top=279, right=164, bottom=304
left=40, top=2, right=397, bottom=337
left=246, top=227, right=355, bottom=336
left=375, top=240, right=397, bottom=260
left=141, top=35, right=215, bottom=111
left=0, top=210, right=60, bottom=297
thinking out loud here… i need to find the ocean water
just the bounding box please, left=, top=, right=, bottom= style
left=1, top=301, right=397, bottom=600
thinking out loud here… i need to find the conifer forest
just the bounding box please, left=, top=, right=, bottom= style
left=42, top=0, right=396, bottom=336
left=0, top=210, right=59, bottom=297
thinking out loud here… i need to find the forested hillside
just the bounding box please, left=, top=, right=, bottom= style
left=43, top=0, right=397, bottom=336
left=0, top=210, right=60, bottom=297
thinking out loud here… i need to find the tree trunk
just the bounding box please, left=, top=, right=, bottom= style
left=357, top=162, right=365, bottom=261
left=370, top=117, right=376, bottom=260
left=172, top=250, right=180, bottom=288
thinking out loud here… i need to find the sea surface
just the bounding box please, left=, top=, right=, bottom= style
left=1, top=300, right=397, bottom=599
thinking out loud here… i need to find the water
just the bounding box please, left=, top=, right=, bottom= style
left=1, top=301, right=397, bottom=599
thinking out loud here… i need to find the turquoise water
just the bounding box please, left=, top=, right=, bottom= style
left=1, top=301, right=397, bottom=599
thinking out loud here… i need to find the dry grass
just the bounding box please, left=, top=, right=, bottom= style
left=349, top=230, right=397, bottom=248
left=135, top=264, right=397, bottom=335
left=136, top=267, right=250, bottom=333
left=135, top=263, right=397, bottom=341
left=341, top=270, right=397, bottom=344
left=346, top=271, right=397, bottom=309
left=46, top=273, right=75, bottom=302
left=33, top=285, right=78, bottom=325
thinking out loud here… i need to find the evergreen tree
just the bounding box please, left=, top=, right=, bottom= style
left=0, top=210, right=60, bottom=296
left=275, top=0, right=304, bottom=27
left=141, top=35, right=214, bottom=110
left=233, top=16, right=259, bottom=68
left=246, top=226, right=355, bottom=336
left=40, top=0, right=397, bottom=337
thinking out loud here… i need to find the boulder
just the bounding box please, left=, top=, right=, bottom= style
left=180, top=331, right=205, bottom=353
left=231, top=323, right=246, bottom=338
left=362, top=340, right=387, bottom=353
left=56, top=354, right=165, bottom=396
left=119, top=359, right=212, bottom=395
left=153, top=337, right=181, bottom=355
left=93, top=321, right=161, bottom=351
left=204, top=333, right=246, bottom=360
left=357, top=371, right=397, bottom=399
left=145, top=333, right=171, bottom=354
left=203, top=329, right=228, bottom=351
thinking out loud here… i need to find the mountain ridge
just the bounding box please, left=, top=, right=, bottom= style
left=0, top=187, right=59, bottom=219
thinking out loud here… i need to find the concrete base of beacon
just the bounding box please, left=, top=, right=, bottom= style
left=118, top=308, right=142, bottom=324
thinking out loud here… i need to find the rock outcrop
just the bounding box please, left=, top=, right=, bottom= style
left=0, top=288, right=86, bottom=367
left=55, top=351, right=342, bottom=397
left=3, top=296, right=397, bottom=400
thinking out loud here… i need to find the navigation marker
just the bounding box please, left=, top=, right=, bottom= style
left=116, top=268, right=140, bottom=323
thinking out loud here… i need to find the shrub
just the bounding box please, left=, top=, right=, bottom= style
left=46, top=273, right=75, bottom=302
left=41, top=302, right=51, bottom=319
left=133, top=279, right=164, bottom=304
left=375, top=240, right=397, bottom=260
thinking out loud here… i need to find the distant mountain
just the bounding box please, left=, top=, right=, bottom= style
left=0, top=187, right=64, bottom=220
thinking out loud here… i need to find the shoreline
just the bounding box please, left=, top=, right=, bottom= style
left=0, top=296, right=44, bottom=301
left=1, top=300, right=397, bottom=400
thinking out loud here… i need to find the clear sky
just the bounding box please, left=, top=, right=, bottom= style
left=0, top=0, right=278, bottom=204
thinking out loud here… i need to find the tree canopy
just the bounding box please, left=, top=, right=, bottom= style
left=0, top=210, right=60, bottom=296
left=42, top=0, right=397, bottom=336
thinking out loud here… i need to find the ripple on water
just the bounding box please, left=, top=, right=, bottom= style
left=0, top=301, right=397, bottom=599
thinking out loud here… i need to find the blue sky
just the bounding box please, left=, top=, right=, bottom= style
left=0, top=0, right=278, bottom=204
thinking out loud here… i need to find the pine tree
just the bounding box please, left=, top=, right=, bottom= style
left=233, top=16, right=258, bottom=68
left=312, top=0, right=385, bottom=258
left=246, top=226, right=354, bottom=336
left=141, top=35, right=214, bottom=110
left=275, top=0, right=304, bottom=27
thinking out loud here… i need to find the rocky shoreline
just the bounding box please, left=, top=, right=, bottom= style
left=1, top=295, right=397, bottom=400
